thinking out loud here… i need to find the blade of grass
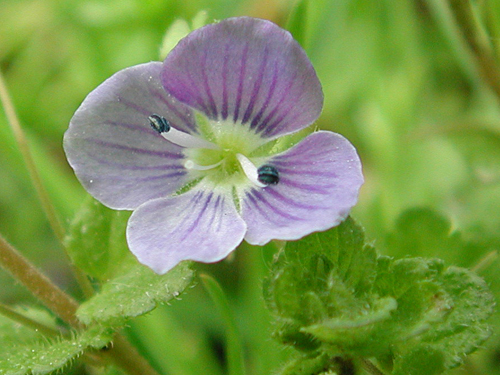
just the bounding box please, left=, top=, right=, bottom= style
left=0, top=69, right=94, bottom=298
left=201, top=273, right=245, bottom=375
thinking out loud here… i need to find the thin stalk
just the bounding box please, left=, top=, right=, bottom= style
left=472, top=250, right=498, bottom=273
left=0, top=233, right=81, bottom=328
left=448, top=0, right=500, bottom=98
left=201, top=273, right=246, bottom=375
left=0, top=302, right=61, bottom=337
left=102, top=333, right=163, bottom=375
left=360, top=358, right=387, bottom=375
left=0, top=234, right=160, bottom=375
left=0, top=70, right=94, bottom=298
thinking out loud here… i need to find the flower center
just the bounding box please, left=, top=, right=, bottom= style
left=149, top=114, right=279, bottom=188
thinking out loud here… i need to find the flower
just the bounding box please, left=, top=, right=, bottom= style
left=64, top=17, right=364, bottom=274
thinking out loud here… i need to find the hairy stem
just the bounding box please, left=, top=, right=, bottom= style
left=0, top=234, right=160, bottom=375
left=0, top=234, right=81, bottom=328
left=0, top=70, right=94, bottom=298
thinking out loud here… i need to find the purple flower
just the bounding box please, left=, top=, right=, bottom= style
left=64, top=17, right=364, bottom=274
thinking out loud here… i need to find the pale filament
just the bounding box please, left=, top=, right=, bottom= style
left=184, top=159, right=223, bottom=171
left=236, top=153, right=267, bottom=188
left=160, top=127, right=219, bottom=150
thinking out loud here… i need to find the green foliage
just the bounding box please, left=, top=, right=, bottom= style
left=65, top=197, right=133, bottom=281
left=0, top=308, right=112, bottom=375
left=159, top=11, right=209, bottom=59
left=264, top=217, right=495, bottom=375
left=77, top=261, right=194, bottom=326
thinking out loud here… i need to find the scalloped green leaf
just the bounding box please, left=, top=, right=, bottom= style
left=263, top=217, right=377, bottom=351
left=416, top=266, right=494, bottom=369
left=264, top=215, right=495, bottom=374
left=77, top=261, right=194, bottom=326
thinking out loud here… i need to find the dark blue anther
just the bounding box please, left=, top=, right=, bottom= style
left=257, top=165, right=280, bottom=185
left=149, top=114, right=170, bottom=133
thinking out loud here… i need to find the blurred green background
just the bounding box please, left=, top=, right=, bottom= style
left=2, top=0, right=500, bottom=374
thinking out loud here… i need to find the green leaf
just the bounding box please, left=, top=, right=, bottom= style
left=77, top=261, right=194, bottom=326
left=0, top=312, right=112, bottom=375
left=392, top=344, right=446, bottom=375
left=263, top=217, right=377, bottom=351
left=65, top=197, right=133, bottom=281
left=416, top=266, right=495, bottom=369
left=265, top=216, right=495, bottom=374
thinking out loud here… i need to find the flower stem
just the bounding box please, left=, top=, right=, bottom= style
left=0, top=70, right=94, bottom=298
left=0, top=233, right=81, bottom=328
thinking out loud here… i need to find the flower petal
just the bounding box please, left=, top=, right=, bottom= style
left=242, top=131, right=363, bottom=245
left=127, top=187, right=247, bottom=274
left=161, top=17, right=323, bottom=139
left=64, top=62, right=197, bottom=210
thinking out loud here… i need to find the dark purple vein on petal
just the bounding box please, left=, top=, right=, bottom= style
left=149, top=89, right=198, bottom=133
left=278, top=177, right=334, bottom=194
left=265, top=187, right=323, bottom=210
left=174, top=190, right=205, bottom=241
left=205, top=194, right=223, bottom=234
left=184, top=67, right=213, bottom=118
left=257, top=72, right=297, bottom=136
left=247, top=189, right=303, bottom=222
left=250, top=61, right=279, bottom=130
left=105, top=120, right=151, bottom=134
left=181, top=191, right=214, bottom=241
left=233, top=44, right=249, bottom=123
left=88, top=156, right=184, bottom=171
left=116, top=96, right=152, bottom=116
left=103, top=171, right=187, bottom=182
left=264, top=85, right=306, bottom=136
left=85, top=138, right=183, bottom=158
left=221, top=44, right=230, bottom=120
left=242, top=48, right=269, bottom=124
left=214, top=195, right=225, bottom=232
left=200, top=50, right=218, bottom=119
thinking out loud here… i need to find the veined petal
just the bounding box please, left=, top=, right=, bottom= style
left=127, top=187, right=247, bottom=274
left=64, top=62, right=197, bottom=210
left=242, top=131, right=364, bottom=245
left=161, top=17, right=323, bottom=139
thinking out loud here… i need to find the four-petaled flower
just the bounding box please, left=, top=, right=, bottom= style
left=64, top=17, right=364, bottom=274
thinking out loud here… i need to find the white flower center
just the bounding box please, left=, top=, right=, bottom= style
left=149, top=114, right=279, bottom=188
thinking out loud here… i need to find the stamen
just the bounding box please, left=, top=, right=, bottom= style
left=257, top=165, right=280, bottom=185
left=237, top=154, right=278, bottom=188
left=184, top=159, right=223, bottom=171
left=148, top=114, right=219, bottom=150
left=149, top=114, right=170, bottom=133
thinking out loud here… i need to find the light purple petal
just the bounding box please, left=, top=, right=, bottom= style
left=64, top=62, right=198, bottom=210
left=161, top=17, right=323, bottom=139
left=127, top=188, right=247, bottom=274
left=242, top=131, right=363, bottom=245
